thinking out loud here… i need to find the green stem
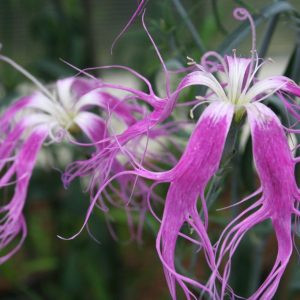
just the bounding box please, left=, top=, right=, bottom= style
left=212, top=0, right=228, bottom=35
left=291, top=43, right=300, bottom=81
left=227, top=120, right=242, bottom=217
left=258, top=15, right=279, bottom=59
left=171, top=0, right=206, bottom=53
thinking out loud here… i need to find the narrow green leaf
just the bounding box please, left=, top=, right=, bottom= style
left=258, top=15, right=279, bottom=59
left=211, top=0, right=228, bottom=35
left=171, top=0, right=206, bottom=53
left=284, top=44, right=300, bottom=82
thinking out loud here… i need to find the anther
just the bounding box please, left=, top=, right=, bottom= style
left=187, top=56, right=196, bottom=65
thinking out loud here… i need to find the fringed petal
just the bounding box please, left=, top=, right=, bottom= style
left=156, top=101, right=233, bottom=299
left=0, top=96, right=32, bottom=130
left=282, top=81, right=300, bottom=98
left=74, top=112, right=107, bottom=148
left=247, top=103, right=297, bottom=214
left=0, top=128, right=48, bottom=264
left=249, top=218, right=292, bottom=300
left=0, top=121, right=25, bottom=171
left=245, top=76, right=292, bottom=102
left=175, top=71, right=228, bottom=102
left=216, top=102, right=299, bottom=299
left=247, top=103, right=297, bottom=298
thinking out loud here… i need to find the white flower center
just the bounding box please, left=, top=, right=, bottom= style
left=25, top=79, right=83, bottom=141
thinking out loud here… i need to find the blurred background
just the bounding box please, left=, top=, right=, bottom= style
left=0, top=0, right=300, bottom=299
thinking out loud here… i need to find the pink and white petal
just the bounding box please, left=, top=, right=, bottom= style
left=246, top=102, right=297, bottom=213
left=0, top=96, right=32, bottom=129
left=241, top=102, right=298, bottom=298
left=74, top=89, right=103, bottom=110
left=0, top=128, right=48, bottom=264
left=176, top=71, right=228, bottom=102
left=157, top=101, right=234, bottom=298
left=74, top=111, right=107, bottom=145
left=23, top=113, right=53, bottom=128
left=28, top=92, right=58, bottom=115
left=0, top=215, right=27, bottom=264
left=245, top=76, right=291, bottom=102
left=281, top=81, right=300, bottom=98
left=71, top=78, right=99, bottom=99
left=56, top=77, right=75, bottom=110
left=225, top=56, right=251, bottom=100
left=0, top=121, right=26, bottom=171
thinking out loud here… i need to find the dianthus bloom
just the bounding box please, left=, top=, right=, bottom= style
left=0, top=56, right=142, bottom=263
left=63, top=7, right=300, bottom=300
left=198, top=9, right=300, bottom=299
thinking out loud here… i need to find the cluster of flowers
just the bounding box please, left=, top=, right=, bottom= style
left=0, top=7, right=299, bottom=300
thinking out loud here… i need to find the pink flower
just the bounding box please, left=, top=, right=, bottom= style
left=0, top=59, right=137, bottom=263
left=127, top=7, right=300, bottom=299
left=59, top=7, right=300, bottom=299
left=195, top=8, right=300, bottom=299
